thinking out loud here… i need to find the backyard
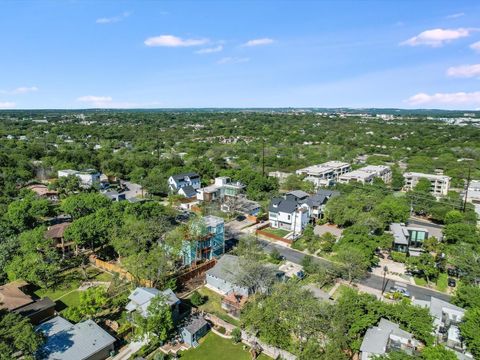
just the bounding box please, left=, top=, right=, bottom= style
left=34, top=266, right=113, bottom=310
left=178, top=332, right=271, bottom=360
left=192, top=287, right=240, bottom=327
left=261, top=227, right=290, bottom=238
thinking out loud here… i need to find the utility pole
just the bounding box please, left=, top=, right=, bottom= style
left=463, top=165, right=472, bottom=213
left=262, top=138, right=265, bottom=177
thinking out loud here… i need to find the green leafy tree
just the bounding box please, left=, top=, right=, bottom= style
left=132, top=294, right=174, bottom=342
left=452, top=284, right=480, bottom=309
left=459, top=308, right=480, bottom=358
left=60, top=192, right=111, bottom=219
left=406, top=253, right=438, bottom=283
left=63, top=286, right=109, bottom=322
left=421, top=345, right=457, bottom=360
left=0, top=310, right=44, bottom=360
left=190, top=291, right=205, bottom=306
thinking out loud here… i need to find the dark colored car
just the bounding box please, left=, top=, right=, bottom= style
left=448, top=278, right=456, bottom=287
left=447, top=268, right=458, bottom=277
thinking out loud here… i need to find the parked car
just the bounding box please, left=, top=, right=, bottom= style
left=447, top=268, right=458, bottom=277
left=389, top=286, right=411, bottom=298
left=448, top=278, right=456, bottom=287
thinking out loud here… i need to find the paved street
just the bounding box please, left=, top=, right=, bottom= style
left=257, top=238, right=451, bottom=302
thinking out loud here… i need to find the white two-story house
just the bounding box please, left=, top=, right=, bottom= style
left=268, top=191, right=310, bottom=234
left=168, top=172, right=201, bottom=193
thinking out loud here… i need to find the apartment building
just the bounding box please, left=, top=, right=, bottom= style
left=403, top=172, right=450, bottom=197
left=338, top=165, right=392, bottom=185
left=296, top=161, right=351, bottom=188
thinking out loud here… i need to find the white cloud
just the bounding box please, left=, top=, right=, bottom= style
left=96, top=11, right=130, bottom=24
left=12, top=86, right=38, bottom=94
left=76, top=95, right=135, bottom=108
left=217, top=57, right=250, bottom=65
left=470, top=41, right=480, bottom=52
left=242, top=38, right=275, bottom=47
left=0, top=102, right=15, bottom=109
left=144, top=35, right=208, bottom=47
left=446, top=12, right=465, bottom=19
left=0, top=86, right=38, bottom=95
left=447, top=64, right=480, bottom=78
left=195, top=45, right=223, bottom=54
left=405, top=91, right=480, bottom=106
left=400, top=28, right=474, bottom=47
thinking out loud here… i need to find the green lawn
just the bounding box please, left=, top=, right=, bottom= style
left=179, top=332, right=271, bottom=360
left=262, top=227, right=290, bottom=238
left=34, top=266, right=113, bottom=310
left=193, top=287, right=240, bottom=327
left=436, top=273, right=448, bottom=292
left=413, top=277, right=428, bottom=287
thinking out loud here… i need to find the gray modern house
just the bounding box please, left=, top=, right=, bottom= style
left=390, top=222, right=429, bottom=255
left=125, top=287, right=180, bottom=320
left=205, top=255, right=249, bottom=296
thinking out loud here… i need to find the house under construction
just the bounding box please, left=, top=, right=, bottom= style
left=182, top=215, right=225, bottom=266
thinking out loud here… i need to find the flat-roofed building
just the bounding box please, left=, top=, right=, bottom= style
left=339, top=165, right=392, bottom=185
left=403, top=172, right=450, bottom=197
left=296, top=161, right=351, bottom=188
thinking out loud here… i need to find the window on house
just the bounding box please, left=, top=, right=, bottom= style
left=288, top=215, right=291, bottom=220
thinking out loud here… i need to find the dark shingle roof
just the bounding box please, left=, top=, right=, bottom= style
left=268, top=197, right=299, bottom=213
left=172, top=172, right=200, bottom=182
left=180, top=185, right=197, bottom=198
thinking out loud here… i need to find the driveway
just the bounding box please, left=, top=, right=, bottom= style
left=121, top=181, right=144, bottom=200
left=112, top=339, right=148, bottom=360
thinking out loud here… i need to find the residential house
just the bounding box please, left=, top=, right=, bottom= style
left=268, top=191, right=310, bottom=234
left=196, top=176, right=245, bottom=202
left=126, top=287, right=180, bottom=320
left=390, top=223, right=428, bottom=256
left=26, top=184, right=59, bottom=201
left=403, top=172, right=450, bottom=197
left=296, top=161, right=351, bottom=188
left=168, top=172, right=201, bottom=193
left=45, top=222, right=77, bottom=256
left=413, top=297, right=472, bottom=358
left=182, top=215, right=225, bottom=266
left=339, top=165, right=392, bottom=185
left=303, top=189, right=340, bottom=219
left=36, top=316, right=116, bottom=360
left=180, top=315, right=209, bottom=347
left=205, top=254, right=250, bottom=296
left=360, top=318, right=420, bottom=360
left=58, top=169, right=101, bottom=188
left=0, top=281, right=55, bottom=325
left=206, top=254, right=285, bottom=297
left=178, top=185, right=198, bottom=199
left=220, top=195, right=261, bottom=217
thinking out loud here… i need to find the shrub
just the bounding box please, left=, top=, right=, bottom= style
left=190, top=291, right=205, bottom=306
left=231, top=327, right=242, bottom=343
left=390, top=251, right=407, bottom=263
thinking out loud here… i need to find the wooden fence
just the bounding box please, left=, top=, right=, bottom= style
left=175, top=259, right=217, bottom=284
left=256, top=225, right=293, bottom=244
left=89, top=255, right=153, bottom=287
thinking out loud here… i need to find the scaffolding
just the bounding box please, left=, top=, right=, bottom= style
left=182, top=215, right=225, bottom=266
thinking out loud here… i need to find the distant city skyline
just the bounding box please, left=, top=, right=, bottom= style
left=1, top=0, right=480, bottom=110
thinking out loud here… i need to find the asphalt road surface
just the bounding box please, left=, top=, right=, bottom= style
left=257, top=238, right=451, bottom=302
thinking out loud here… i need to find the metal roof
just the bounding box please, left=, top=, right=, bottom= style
left=37, top=316, right=115, bottom=360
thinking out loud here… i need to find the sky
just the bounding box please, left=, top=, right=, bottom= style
left=1, top=0, right=480, bottom=110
